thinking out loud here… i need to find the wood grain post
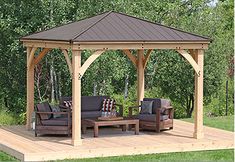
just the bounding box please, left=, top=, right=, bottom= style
left=72, top=50, right=82, bottom=146
left=26, top=47, right=35, bottom=130
left=193, top=49, right=204, bottom=139
left=137, top=49, right=145, bottom=104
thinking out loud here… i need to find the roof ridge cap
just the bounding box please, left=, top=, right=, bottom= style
left=114, top=11, right=211, bottom=41
left=71, top=11, right=113, bottom=42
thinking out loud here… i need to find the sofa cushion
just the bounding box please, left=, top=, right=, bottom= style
left=138, top=114, right=169, bottom=122
left=81, top=111, right=102, bottom=119
left=81, top=96, right=109, bottom=111
left=41, top=117, right=71, bottom=126
left=140, top=101, right=153, bottom=114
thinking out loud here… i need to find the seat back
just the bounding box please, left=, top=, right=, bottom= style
left=81, top=96, right=109, bottom=111
left=143, top=98, right=171, bottom=114
left=36, top=102, right=53, bottom=120
left=59, top=96, right=110, bottom=112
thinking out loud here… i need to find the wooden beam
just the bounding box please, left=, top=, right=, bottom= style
left=194, top=50, right=204, bottom=139
left=62, top=49, right=73, bottom=77
left=26, top=47, right=35, bottom=130
left=176, top=49, right=200, bottom=76
left=79, top=50, right=106, bottom=77
left=22, top=40, right=209, bottom=50
left=137, top=49, right=145, bottom=104
left=34, top=48, right=51, bottom=66
left=143, top=49, right=153, bottom=69
left=72, top=50, right=82, bottom=146
left=122, top=50, right=137, bottom=68
left=27, top=47, right=37, bottom=68
left=77, top=42, right=209, bottom=50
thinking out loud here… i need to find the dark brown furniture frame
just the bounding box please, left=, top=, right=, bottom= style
left=129, top=105, right=174, bottom=133
left=82, top=118, right=139, bottom=137
left=35, top=103, right=72, bottom=137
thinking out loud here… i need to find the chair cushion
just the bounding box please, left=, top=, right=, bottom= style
left=51, top=105, right=61, bottom=118
left=143, top=98, right=161, bottom=114
left=137, top=114, right=169, bottom=122
left=81, top=111, right=102, bottom=119
left=101, top=99, right=116, bottom=112
left=36, top=102, right=52, bottom=120
left=143, top=98, right=171, bottom=114
left=41, top=117, right=71, bottom=126
left=140, top=101, right=153, bottom=114
left=81, top=96, right=109, bottom=111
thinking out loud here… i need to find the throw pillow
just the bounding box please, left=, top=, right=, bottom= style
left=140, top=101, right=153, bottom=114
left=102, top=99, right=116, bottom=112
left=63, top=100, right=72, bottom=107
left=51, top=105, right=61, bottom=118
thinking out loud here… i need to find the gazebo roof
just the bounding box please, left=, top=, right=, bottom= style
left=21, top=11, right=210, bottom=43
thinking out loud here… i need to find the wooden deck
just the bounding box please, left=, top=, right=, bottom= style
left=0, top=120, right=233, bottom=161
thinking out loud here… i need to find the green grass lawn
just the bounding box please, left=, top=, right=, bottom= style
left=0, top=115, right=234, bottom=162
left=182, top=115, right=234, bottom=132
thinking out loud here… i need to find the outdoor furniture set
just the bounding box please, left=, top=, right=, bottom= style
left=35, top=96, right=174, bottom=137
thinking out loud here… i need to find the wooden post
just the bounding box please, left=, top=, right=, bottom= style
left=72, top=50, right=82, bottom=146
left=193, top=49, right=204, bottom=139
left=26, top=47, right=35, bottom=130
left=137, top=49, right=144, bottom=104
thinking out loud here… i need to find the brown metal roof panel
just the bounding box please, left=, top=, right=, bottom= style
left=119, top=13, right=162, bottom=40
left=108, top=13, right=144, bottom=40
left=21, top=11, right=210, bottom=43
left=106, top=15, right=136, bottom=40
left=21, top=12, right=106, bottom=41
left=125, top=14, right=176, bottom=40
left=103, top=14, right=138, bottom=40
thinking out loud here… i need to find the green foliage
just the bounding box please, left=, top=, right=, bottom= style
left=204, top=79, right=234, bottom=116
left=0, top=109, right=18, bottom=125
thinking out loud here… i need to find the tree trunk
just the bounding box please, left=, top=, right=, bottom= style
left=57, top=72, right=62, bottom=99
left=93, top=82, right=97, bottom=96
left=124, top=74, right=129, bottom=99
left=53, top=69, right=58, bottom=102
left=185, top=94, right=194, bottom=118
left=50, top=59, right=55, bottom=103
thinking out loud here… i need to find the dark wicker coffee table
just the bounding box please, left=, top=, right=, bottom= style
left=82, top=118, right=139, bottom=137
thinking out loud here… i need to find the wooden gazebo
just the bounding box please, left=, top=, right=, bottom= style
left=21, top=11, right=210, bottom=146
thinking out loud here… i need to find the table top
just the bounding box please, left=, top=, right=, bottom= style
left=83, top=117, right=139, bottom=124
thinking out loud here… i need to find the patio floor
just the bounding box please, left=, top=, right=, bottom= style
left=0, top=120, right=233, bottom=161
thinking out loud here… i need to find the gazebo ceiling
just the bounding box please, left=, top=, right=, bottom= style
left=21, top=11, right=210, bottom=43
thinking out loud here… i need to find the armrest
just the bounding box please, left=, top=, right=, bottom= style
left=156, top=106, right=174, bottom=119
left=115, top=103, right=123, bottom=117
left=128, top=105, right=141, bottom=117
left=35, top=111, right=70, bottom=115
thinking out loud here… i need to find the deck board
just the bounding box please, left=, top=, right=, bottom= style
left=0, top=120, right=233, bottom=161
